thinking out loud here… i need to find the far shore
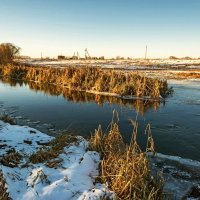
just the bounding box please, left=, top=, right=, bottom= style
left=14, top=58, right=200, bottom=80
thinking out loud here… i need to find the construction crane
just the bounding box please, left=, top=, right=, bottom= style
left=76, top=51, right=80, bottom=59
left=85, top=48, right=91, bottom=59
left=71, top=52, right=79, bottom=60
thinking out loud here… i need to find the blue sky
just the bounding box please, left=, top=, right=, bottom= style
left=0, top=0, right=200, bottom=58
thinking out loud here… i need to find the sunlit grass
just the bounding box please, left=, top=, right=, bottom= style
left=0, top=170, right=11, bottom=200
left=0, top=65, right=173, bottom=99
left=29, top=133, right=77, bottom=164
left=90, top=115, right=163, bottom=200
left=0, top=114, right=16, bottom=125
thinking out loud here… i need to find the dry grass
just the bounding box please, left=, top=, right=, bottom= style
left=0, top=170, right=11, bottom=200
left=90, top=116, right=163, bottom=200
left=0, top=65, right=172, bottom=99
left=29, top=133, right=77, bottom=164
left=0, top=114, right=16, bottom=125
left=0, top=149, right=22, bottom=168
left=176, top=72, right=200, bottom=79
left=0, top=43, right=20, bottom=65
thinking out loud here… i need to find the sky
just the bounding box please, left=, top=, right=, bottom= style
left=0, top=0, right=200, bottom=58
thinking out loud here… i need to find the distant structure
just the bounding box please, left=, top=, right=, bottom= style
left=71, top=52, right=79, bottom=60
left=57, top=49, right=105, bottom=60
left=58, top=55, right=65, bottom=60
left=145, top=45, right=147, bottom=59
left=76, top=51, right=80, bottom=59
left=99, top=56, right=104, bottom=60
left=18, top=55, right=30, bottom=59
left=85, top=48, right=91, bottom=59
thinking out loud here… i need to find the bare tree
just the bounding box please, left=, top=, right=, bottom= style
left=0, top=43, right=21, bottom=64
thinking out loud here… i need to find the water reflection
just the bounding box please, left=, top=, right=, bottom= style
left=0, top=77, right=162, bottom=115
left=1, top=77, right=200, bottom=161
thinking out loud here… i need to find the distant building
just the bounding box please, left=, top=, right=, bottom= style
left=58, top=55, right=65, bottom=60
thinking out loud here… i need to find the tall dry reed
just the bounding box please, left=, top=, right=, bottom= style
left=90, top=115, right=163, bottom=200
left=0, top=65, right=173, bottom=99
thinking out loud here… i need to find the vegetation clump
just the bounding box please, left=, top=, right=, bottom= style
left=0, top=149, right=22, bottom=168
left=90, top=117, right=163, bottom=200
left=0, top=170, right=11, bottom=200
left=0, top=114, right=16, bottom=125
left=0, top=43, right=20, bottom=64
left=29, top=133, right=77, bottom=164
left=0, top=65, right=173, bottom=99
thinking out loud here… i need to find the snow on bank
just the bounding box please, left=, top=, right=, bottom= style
left=168, top=79, right=200, bottom=86
left=1, top=120, right=200, bottom=199
left=16, top=58, right=200, bottom=69
left=148, top=153, right=200, bottom=199
left=0, top=121, right=113, bottom=200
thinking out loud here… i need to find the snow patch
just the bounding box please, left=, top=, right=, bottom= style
left=0, top=121, right=114, bottom=200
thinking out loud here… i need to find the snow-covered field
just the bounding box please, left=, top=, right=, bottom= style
left=0, top=121, right=113, bottom=200
left=15, top=58, right=200, bottom=70
left=15, top=58, right=200, bottom=80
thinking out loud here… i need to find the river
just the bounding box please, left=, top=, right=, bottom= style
left=0, top=78, right=200, bottom=161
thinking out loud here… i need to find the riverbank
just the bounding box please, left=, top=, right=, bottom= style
left=0, top=120, right=113, bottom=200
left=0, top=118, right=162, bottom=200
left=1, top=120, right=200, bottom=199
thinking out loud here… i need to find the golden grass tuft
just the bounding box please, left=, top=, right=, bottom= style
left=0, top=170, right=11, bottom=200
left=0, top=65, right=173, bottom=99
left=0, top=149, right=22, bottom=168
left=90, top=117, right=163, bottom=200
left=0, top=114, right=16, bottom=125
left=29, top=133, right=77, bottom=164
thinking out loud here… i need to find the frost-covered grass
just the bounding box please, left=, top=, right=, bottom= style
left=0, top=120, right=113, bottom=200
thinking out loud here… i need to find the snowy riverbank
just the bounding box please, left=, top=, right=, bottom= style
left=0, top=121, right=113, bottom=200
left=1, top=120, right=200, bottom=199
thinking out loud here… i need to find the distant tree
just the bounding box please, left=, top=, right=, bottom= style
left=169, top=56, right=178, bottom=60
left=0, top=43, right=21, bottom=64
left=183, top=56, right=192, bottom=60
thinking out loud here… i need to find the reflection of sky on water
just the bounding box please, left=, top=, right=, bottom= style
left=0, top=79, right=200, bottom=161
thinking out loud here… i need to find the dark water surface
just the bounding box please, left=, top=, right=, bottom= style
left=0, top=79, right=200, bottom=161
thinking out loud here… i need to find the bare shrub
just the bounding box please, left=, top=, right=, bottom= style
left=0, top=43, right=20, bottom=64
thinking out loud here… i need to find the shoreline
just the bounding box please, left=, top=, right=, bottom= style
left=0, top=120, right=114, bottom=200
left=1, top=120, right=200, bottom=199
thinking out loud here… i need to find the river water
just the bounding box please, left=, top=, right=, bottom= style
left=0, top=79, right=200, bottom=162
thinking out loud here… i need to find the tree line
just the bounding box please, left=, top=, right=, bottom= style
left=0, top=43, right=20, bottom=64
